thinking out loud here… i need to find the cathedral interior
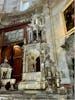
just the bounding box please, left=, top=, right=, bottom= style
left=0, top=0, right=74, bottom=100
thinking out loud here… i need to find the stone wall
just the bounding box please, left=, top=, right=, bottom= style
left=43, top=0, right=73, bottom=84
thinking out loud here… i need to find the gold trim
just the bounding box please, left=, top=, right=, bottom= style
left=62, top=0, right=74, bottom=12
left=66, top=27, right=75, bottom=36
left=62, top=0, right=74, bottom=35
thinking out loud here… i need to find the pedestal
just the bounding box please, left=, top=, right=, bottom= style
left=1, top=79, right=9, bottom=91
left=18, top=72, right=47, bottom=90
left=1, top=79, right=16, bottom=91
left=1, top=85, right=6, bottom=91
left=10, top=79, right=16, bottom=90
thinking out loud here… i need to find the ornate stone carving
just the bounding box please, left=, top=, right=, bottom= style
left=0, top=58, right=16, bottom=91
left=18, top=42, right=51, bottom=90
left=27, top=14, right=46, bottom=43
left=0, top=58, right=12, bottom=79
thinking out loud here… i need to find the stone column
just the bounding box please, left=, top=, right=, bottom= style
left=23, top=27, right=28, bottom=73
left=43, top=4, right=54, bottom=62
left=43, top=1, right=59, bottom=69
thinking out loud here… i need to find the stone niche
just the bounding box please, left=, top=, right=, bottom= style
left=18, top=43, right=50, bottom=90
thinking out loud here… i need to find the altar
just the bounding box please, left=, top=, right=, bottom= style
left=18, top=14, right=51, bottom=90
left=18, top=43, right=49, bottom=90
left=18, top=72, right=46, bottom=90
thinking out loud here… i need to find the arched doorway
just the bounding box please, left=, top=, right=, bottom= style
left=36, top=57, right=40, bottom=72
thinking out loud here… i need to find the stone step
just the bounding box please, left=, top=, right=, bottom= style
left=0, top=91, right=66, bottom=100
left=0, top=96, right=58, bottom=100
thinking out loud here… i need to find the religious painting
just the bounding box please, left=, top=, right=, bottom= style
left=63, top=1, right=74, bottom=32
left=4, top=29, right=24, bottom=43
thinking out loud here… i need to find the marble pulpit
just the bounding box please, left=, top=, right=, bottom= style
left=18, top=14, right=51, bottom=90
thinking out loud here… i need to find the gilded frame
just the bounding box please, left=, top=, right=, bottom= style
left=62, top=0, right=74, bottom=36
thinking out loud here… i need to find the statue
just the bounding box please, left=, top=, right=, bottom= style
left=27, top=14, right=46, bottom=43
left=0, top=57, right=11, bottom=68
left=0, top=57, right=12, bottom=79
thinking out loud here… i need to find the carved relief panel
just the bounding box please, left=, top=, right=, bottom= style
left=23, top=43, right=51, bottom=74
left=25, top=43, right=40, bottom=72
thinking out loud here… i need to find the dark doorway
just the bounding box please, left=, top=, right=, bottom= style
left=72, top=58, right=74, bottom=70
left=36, top=57, right=40, bottom=72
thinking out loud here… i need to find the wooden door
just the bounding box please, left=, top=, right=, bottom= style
left=1, top=45, right=23, bottom=82
left=13, top=45, right=23, bottom=82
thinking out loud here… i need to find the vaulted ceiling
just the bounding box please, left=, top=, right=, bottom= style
left=0, top=0, right=64, bottom=29
left=0, top=0, right=42, bottom=13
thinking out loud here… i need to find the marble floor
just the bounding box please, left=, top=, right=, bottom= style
left=0, top=90, right=67, bottom=100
